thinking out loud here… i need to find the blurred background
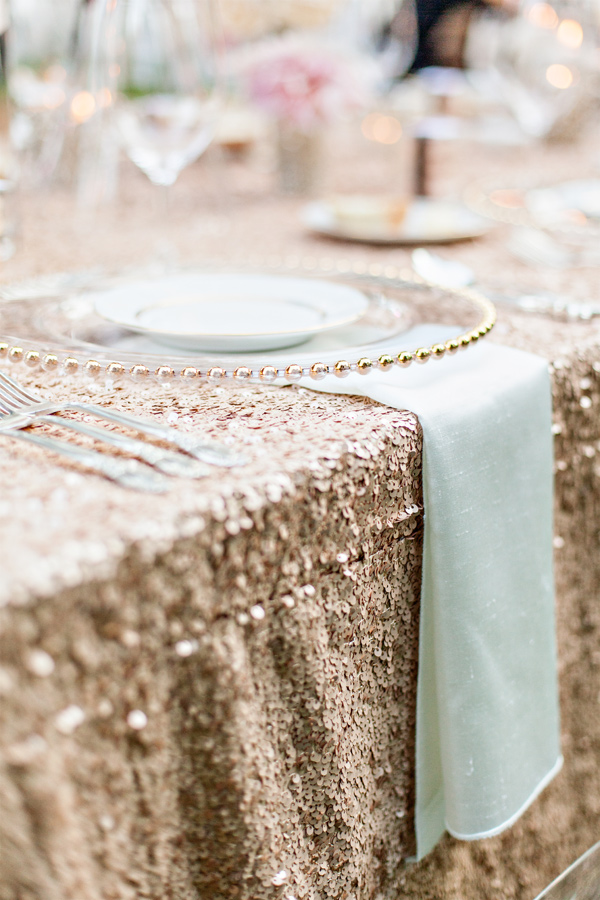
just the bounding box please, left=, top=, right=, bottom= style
left=1, top=0, right=600, bottom=269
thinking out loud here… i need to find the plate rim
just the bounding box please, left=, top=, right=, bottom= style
left=92, top=271, right=370, bottom=342
left=302, top=199, right=492, bottom=246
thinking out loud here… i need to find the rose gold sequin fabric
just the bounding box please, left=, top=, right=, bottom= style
left=2, top=125, right=600, bottom=899
left=0, top=381, right=423, bottom=899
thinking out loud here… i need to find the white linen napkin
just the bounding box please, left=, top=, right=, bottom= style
left=309, top=326, right=561, bottom=859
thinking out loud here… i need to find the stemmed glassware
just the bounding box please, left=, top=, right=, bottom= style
left=331, top=0, right=418, bottom=88
left=466, top=0, right=596, bottom=140
left=104, top=0, right=222, bottom=190
left=8, top=0, right=119, bottom=207
left=9, top=0, right=78, bottom=186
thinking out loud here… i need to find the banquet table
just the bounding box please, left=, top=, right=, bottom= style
left=2, top=123, right=600, bottom=900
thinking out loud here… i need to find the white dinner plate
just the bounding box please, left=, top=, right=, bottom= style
left=92, top=272, right=370, bottom=352
left=302, top=197, right=492, bottom=245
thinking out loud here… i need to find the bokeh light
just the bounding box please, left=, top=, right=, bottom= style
left=70, top=91, right=97, bottom=123
left=528, top=3, right=559, bottom=28
left=546, top=63, right=574, bottom=89
left=557, top=19, right=583, bottom=49
left=361, top=113, right=403, bottom=145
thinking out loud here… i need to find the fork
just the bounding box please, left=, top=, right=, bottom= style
left=0, top=389, right=210, bottom=479
left=0, top=371, right=245, bottom=467
left=0, top=410, right=169, bottom=493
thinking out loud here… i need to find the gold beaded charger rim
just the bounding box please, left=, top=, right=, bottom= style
left=0, top=258, right=496, bottom=385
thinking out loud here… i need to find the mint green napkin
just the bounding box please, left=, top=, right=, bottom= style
left=311, top=328, right=561, bottom=859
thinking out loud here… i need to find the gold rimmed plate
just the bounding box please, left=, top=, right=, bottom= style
left=302, top=197, right=493, bottom=246
left=92, top=272, right=370, bottom=352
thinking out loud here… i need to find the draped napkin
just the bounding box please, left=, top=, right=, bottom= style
left=309, top=326, right=561, bottom=859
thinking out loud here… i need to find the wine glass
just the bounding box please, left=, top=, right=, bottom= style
left=8, top=0, right=79, bottom=185
left=107, top=0, right=221, bottom=189
left=465, top=0, right=596, bottom=139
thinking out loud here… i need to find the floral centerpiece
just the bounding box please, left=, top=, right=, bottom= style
left=241, top=35, right=368, bottom=193
left=243, top=36, right=366, bottom=131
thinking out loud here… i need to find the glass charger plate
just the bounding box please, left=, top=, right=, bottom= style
left=0, top=258, right=493, bottom=386
left=464, top=177, right=600, bottom=239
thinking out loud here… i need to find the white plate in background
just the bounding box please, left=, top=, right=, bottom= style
left=303, top=196, right=492, bottom=245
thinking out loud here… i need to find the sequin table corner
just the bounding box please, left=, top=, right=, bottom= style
left=0, top=381, right=423, bottom=900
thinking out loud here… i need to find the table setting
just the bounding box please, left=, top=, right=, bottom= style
left=2, top=1, right=600, bottom=900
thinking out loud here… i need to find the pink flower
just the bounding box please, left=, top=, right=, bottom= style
left=243, top=38, right=367, bottom=130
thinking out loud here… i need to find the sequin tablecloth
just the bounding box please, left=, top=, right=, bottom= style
left=2, top=126, right=600, bottom=900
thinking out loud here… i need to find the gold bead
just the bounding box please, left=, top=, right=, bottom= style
left=431, top=344, right=446, bottom=359
left=310, top=362, right=328, bottom=381
left=155, top=365, right=175, bottom=381
left=414, top=348, right=431, bottom=364
left=106, top=362, right=125, bottom=377
left=285, top=364, right=303, bottom=381
left=8, top=347, right=23, bottom=362
left=259, top=365, right=278, bottom=383
left=25, top=350, right=40, bottom=367
left=42, top=353, right=59, bottom=371
left=397, top=351, right=413, bottom=368
left=378, top=354, right=394, bottom=371
left=445, top=339, right=460, bottom=355
left=0, top=342, right=7, bottom=358
left=478, top=324, right=488, bottom=337
left=334, top=360, right=351, bottom=378
left=84, top=359, right=101, bottom=377
left=469, top=330, right=480, bottom=343
left=459, top=335, right=471, bottom=349
left=234, top=366, right=252, bottom=381
left=207, top=366, right=225, bottom=382
left=63, top=357, right=79, bottom=374
left=357, top=357, right=372, bottom=374
left=180, top=366, right=198, bottom=380
left=130, top=364, right=150, bottom=381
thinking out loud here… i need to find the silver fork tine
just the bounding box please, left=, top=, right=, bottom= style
left=0, top=379, right=209, bottom=479
left=35, top=416, right=212, bottom=479
left=0, top=394, right=20, bottom=412
left=3, top=429, right=170, bottom=493
left=0, top=401, right=169, bottom=492
left=0, top=394, right=18, bottom=413
left=0, top=370, right=246, bottom=467
left=0, top=371, right=39, bottom=403
left=0, top=382, right=21, bottom=408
